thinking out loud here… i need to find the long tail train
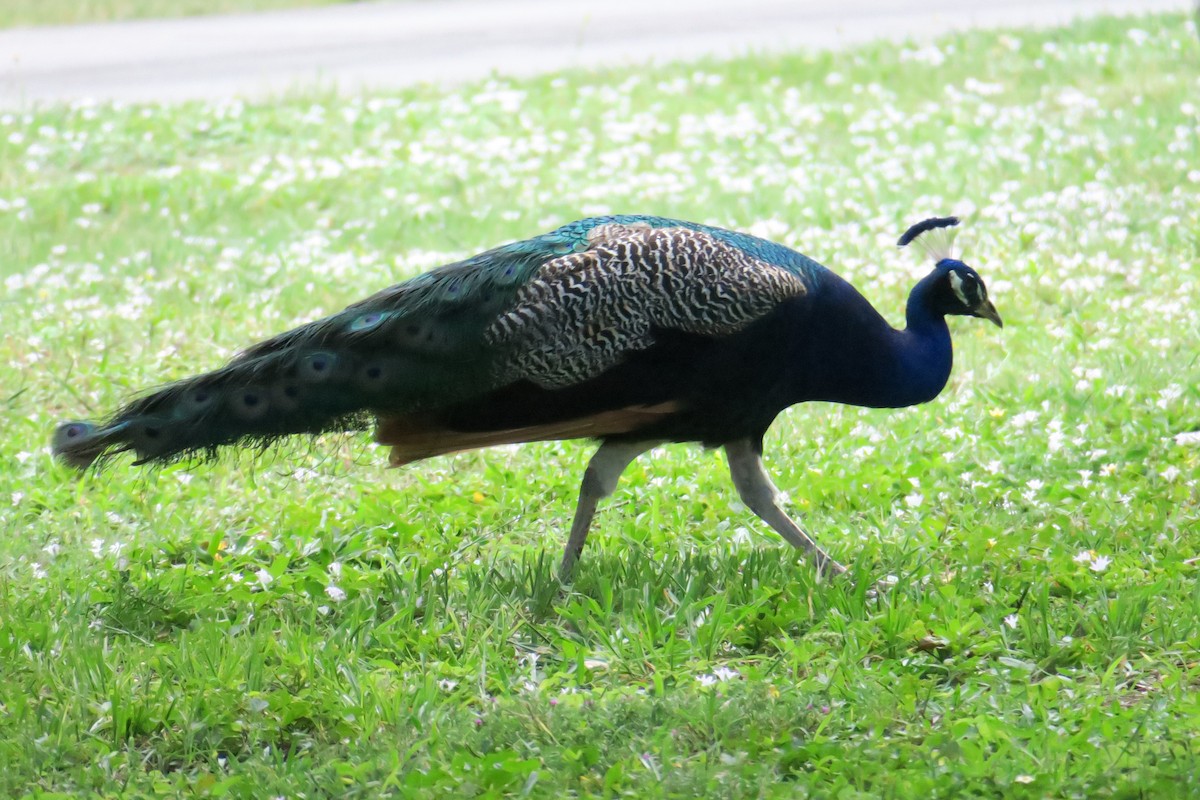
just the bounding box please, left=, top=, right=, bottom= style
left=51, top=344, right=379, bottom=470
left=50, top=292, right=493, bottom=470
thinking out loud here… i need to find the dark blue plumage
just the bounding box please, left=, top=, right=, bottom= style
left=53, top=215, right=1001, bottom=578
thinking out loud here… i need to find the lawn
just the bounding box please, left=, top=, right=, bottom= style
left=0, top=0, right=361, bottom=29
left=2, top=11, right=1199, bottom=799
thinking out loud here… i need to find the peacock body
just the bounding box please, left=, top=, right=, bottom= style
left=54, top=215, right=1001, bottom=577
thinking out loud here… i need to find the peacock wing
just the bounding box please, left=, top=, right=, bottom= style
left=485, top=223, right=809, bottom=389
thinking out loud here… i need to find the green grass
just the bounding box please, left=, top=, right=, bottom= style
left=0, top=0, right=361, bottom=29
left=3, top=11, right=1200, bottom=798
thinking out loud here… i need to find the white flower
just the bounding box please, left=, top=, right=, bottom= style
left=1160, top=466, right=1181, bottom=483
left=1015, top=774, right=1035, bottom=785
left=1157, top=385, right=1182, bottom=410
left=1089, top=555, right=1111, bottom=573
left=255, top=568, right=273, bottom=588
left=1004, top=614, right=1018, bottom=630
left=325, top=584, right=347, bottom=602
left=712, top=666, right=740, bottom=682
left=1074, top=550, right=1094, bottom=564
left=1174, top=432, right=1200, bottom=447
left=1009, top=410, right=1038, bottom=430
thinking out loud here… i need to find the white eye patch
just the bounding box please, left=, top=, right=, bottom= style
left=948, top=270, right=969, bottom=305
left=948, top=270, right=983, bottom=307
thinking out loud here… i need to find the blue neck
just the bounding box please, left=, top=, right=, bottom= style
left=796, top=273, right=952, bottom=409
left=894, top=273, right=953, bottom=405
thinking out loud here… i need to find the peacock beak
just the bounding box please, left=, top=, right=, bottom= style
left=976, top=300, right=1003, bottom=328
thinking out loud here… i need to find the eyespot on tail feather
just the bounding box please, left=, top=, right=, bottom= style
left=52, top=420, right=124, bottom=470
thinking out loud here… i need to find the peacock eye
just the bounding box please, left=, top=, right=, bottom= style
left=300, top=352, right=337, bottom=382
left=349, top=311, right=386, bottom=332
left=188, top=388, right=215, bottom=408
left=949, top=270, right=982, bottom=306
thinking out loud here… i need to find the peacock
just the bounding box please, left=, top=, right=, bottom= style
left=53, top=215, right=1001, bottom=579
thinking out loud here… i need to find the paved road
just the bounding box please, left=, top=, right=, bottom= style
left=0, top=0, right=1189, bottom=107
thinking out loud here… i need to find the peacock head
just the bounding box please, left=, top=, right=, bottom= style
left=931, top=258, right=1002, bottom=327
left=899, top=217, right=1002, bottom=328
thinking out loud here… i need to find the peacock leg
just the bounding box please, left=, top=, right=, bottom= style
left=559, top=440, right=657, bottom=580
left=725, top=439, right=847, bottom=579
